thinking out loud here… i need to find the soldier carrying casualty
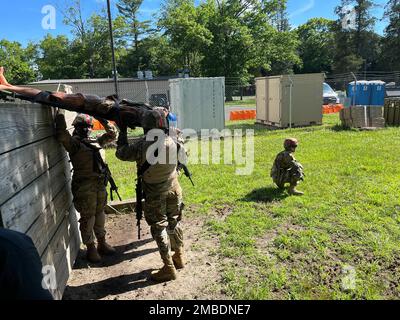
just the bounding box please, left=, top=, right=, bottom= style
left=0, top=66, right=162, bottom=131
left=55, top=112, right=117, bottom=263
left=271, top=138, right=305, bottom=196
left=115, top=110, right=187, bottom=282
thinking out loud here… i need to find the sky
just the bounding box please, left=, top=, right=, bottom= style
left=0, top=0, right=389, bottom=47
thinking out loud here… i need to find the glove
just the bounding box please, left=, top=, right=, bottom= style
left=117, top=128, right=128, bottom=146
left=55, top=113, right=67, bottom=131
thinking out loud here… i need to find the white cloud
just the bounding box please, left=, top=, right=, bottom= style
left=289, top=0, right=315, bottom=18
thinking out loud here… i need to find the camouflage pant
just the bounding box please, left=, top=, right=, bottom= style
left=72, top=178, right=107, bottom=245
left=273, top=164, right=304, bottom=188
left=144, top=187, right=184, bottom=261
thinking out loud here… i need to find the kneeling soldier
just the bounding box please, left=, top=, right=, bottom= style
left=271, top=138, right=305, bottom=196
left=55, top=113, right=117, bottom=262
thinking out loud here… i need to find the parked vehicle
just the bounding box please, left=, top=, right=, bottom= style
left=323, top=82, right=339, bottom=105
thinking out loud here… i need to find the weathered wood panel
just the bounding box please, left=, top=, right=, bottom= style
left=0, top=103, right=55, bottom=155
left=0, top=157, right=71, bottom=233
left=26, top=185, right=74, bottom=256
left=41, top=206, right=80, bottom=300
left=0, top=101, right=80, bottom=299
left=0, top=137, right=66, bottom=206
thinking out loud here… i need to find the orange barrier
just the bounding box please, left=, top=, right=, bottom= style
left=92, top=120, right=117, bottom=130
left=322, top=104, right=344, bottom=114
left=229, top=110, right=256, bottom=121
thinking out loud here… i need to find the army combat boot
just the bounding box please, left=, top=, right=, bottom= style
left=86, top=243, right=101, bottom=263
left=150, top=257, right=178, bottom=282
left=97, top=237, right=116, bottom=256
left=288, top=183, right=304, bottom=196
left=172, top=247, right=185, bottom=269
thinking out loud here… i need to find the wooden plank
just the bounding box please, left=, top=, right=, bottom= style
left=0, top=158, right=71, bottom=233
left=41, top=206, right=80, bottom=299
left=0, top=103, right=56, bottom=155
left=26, top=185, right=74, bottom=256
left=0, top=137, right=66, bottom=206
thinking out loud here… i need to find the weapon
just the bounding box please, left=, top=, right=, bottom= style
left=104, top=163, right=122, bottom=202
left=178, top=162, right=195, bottom=187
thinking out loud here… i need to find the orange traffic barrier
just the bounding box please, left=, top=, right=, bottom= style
left=322, top=104, right=344, bottom=114
left=92, top=119, right=117, bottom=130
left=229, top=110, right=256, bottom=121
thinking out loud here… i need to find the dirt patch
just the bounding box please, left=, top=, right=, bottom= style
left=63, top=213, right=227, bottom=300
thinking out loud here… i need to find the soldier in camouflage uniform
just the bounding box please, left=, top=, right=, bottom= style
left=55, top=112, right=117, bottom=263
left=271, top=138, right=305, bottom=196
left=115, top=109, right=185, bottom=282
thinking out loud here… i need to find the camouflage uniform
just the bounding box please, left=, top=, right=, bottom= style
left=115, top=131, right=184, bottom=262
left=271, top=150, right=304, bottom=188
left=55, top=114, right=117, bottom=245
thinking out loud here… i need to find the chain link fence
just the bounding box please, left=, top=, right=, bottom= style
left=225, top=78, right=255, bottom=101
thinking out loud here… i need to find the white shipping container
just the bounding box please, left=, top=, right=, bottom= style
left=169, top=77, right=225, bottom=132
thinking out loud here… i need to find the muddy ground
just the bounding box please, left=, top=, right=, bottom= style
left=63, top=213, right=228, bottom=300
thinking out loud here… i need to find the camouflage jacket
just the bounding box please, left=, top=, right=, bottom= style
left=55, top=114, right=117, bottom=181
left=115, top=131, right=180, bottom=195
left=271, top=150, right=304, bottom=179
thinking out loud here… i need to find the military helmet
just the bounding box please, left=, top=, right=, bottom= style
left=72, top=114, right=94, bottom=128
left=284, top=138, right=298, bottom=150
left=142, top=107, right=169, bottom=130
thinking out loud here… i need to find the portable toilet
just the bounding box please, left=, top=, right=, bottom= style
left=347, top=81, right=371, bottom=105
left=369, top=80, right=386, bottom=106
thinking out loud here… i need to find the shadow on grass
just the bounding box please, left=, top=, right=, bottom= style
left=330, top=124, right=357, bottom=132
left=240, top=187, right=288, bottom=203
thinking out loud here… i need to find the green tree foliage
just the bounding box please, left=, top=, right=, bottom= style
left=333, top=0, right=379, bottom=73
left=380, top=0, right=400, bottom=71
left=1, top=0, right=396, bottom=84
left=0, top=40, right=37, bottom=84
left=62, top=0, right=126, bottom=78
left=117, top=0, right=153, bottom=52
left=159, top=0, right=213, bottom=76
left=295, top=18, right=335, bottom=73
left=35, top=35, right=79, bottom=80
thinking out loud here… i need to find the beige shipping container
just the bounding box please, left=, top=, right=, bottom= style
left=256, top=73, right=324, bottom=128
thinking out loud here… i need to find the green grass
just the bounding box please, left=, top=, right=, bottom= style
left=106, top=113, right=400, bottom=300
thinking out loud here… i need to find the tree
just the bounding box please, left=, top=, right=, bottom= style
left=61, top=0, right=126, bottom=78
left=0, top=40, right=37, bottom=84
left=380, top=0, right=400, bottom=71
left=36, top=35, right=80, bottom=80
left=333, top=0, right=379, bottom=73
left=159, top=0, right=213, bottom=76
left=272, top=0, right=290, bottom=32
left=296, top=18, right=335, bottom=73
left=116, top=0, right=153, bottom=53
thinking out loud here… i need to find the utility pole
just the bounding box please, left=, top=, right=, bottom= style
left=106, top=0, right=119, bottom=98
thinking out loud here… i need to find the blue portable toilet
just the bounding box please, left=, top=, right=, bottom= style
left=369, top=80, right=386, bottom=106
left=347, top=81, right=371, bottom=105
